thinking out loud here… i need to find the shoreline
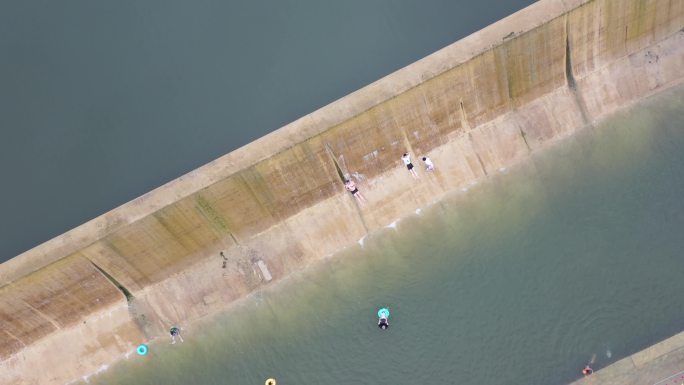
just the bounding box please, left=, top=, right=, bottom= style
left=72, top=82, right=684, bottom=385
left=81, top=87, right=684, bottom=385
left=569, top=328, right=684, bottom=385
left=2, top=1, right=683, bottom=384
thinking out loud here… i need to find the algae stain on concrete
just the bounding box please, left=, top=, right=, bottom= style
left=152, top=213, right=193, bottom=253
left=564, top=14, right=591, bottom=126
left=194, top=195, right=236, bottom=245
left=87, top=261, right=160, bottom=338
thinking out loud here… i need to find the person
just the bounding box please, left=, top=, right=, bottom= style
left=170, top=326, right=183, bottom=344
left=220, top=251, right=228, bottom=269
left=345, top=179, right=366, bottom=204
left=378, top=316, right=389, bottom=330
left=422, top=156, right=434, bottom=171
left=581, top=365, right=593, bottom=376
left=402, top=153, right=418, bottom=178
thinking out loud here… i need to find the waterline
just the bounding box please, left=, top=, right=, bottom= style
left=91, top=86, right=684, bottom=385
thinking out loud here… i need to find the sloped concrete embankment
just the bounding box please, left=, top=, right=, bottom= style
left=1, top=0, right=683, bottom=384
left=569, top=329, right=684, bottom=385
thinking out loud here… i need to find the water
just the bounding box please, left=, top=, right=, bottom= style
left=0, top=0, right=534, bottom=260
left=88, top=86, right=684, bottom=385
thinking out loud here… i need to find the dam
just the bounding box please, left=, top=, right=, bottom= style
left=1, top=0, right=684, bottom=384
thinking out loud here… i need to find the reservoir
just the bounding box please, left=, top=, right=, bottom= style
left=0, top=0, right=534, bottom=261
left=88, top=85, right=684, bottom=385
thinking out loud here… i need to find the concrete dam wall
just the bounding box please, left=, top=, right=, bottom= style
left=2, top=0, right=683, bottom=384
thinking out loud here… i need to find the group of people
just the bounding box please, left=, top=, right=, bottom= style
left=401, top=152, right=434, bottom=178
left=344, top=152, right=435, bottom=203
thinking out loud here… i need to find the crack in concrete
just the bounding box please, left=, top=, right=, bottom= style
left=565, top=14, right=591, bottom=127
left=325, top=143, right=370, bottom=234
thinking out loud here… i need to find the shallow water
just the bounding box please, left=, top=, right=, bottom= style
left=90, top=86, right=684, bottom=385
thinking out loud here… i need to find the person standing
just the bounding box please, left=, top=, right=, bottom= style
left=345, top=179, right=366, bottom=204
left=402, top=153, right=418, bottom=178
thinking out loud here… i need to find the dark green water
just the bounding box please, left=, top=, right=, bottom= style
left=88, top=87, right=684, bottom=385
left=0, top=0, right=534, bottom=260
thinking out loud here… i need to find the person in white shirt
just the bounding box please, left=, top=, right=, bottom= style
left=402, top=152, right=418, bottom=178
left=422, top=156, right=434, bottom=171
